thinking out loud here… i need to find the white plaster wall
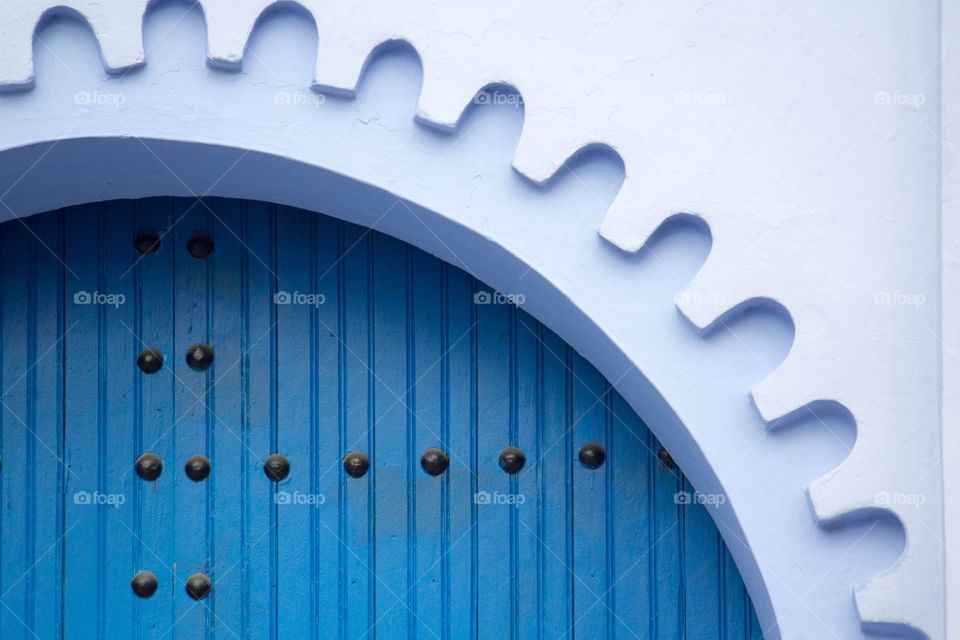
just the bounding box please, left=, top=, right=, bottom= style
left=0, top=1, right=948, bottom=638
left=941, top=1, right=958, bottom=638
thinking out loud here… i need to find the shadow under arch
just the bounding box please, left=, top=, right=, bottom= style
left=0, top=134, right=779, bottom=637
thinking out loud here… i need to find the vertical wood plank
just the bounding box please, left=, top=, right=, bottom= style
left=239, top=201, right=277, bottom=640
left=609, top=393, right=653, bottom=638
left=537, top=329, right=574, bottom=638
left=0, top=214, right=63, bottom=637
left=514, top=313, right=541, bottom=640
left=207, top=197, right=245, bottom=638
left=62, top=204, right=106, bottom=640
left=341, top=224, right=374, bottom=638
left=274, top=203, right=312, bottom=638
left=99, top=201, right=137, bottom=639
left=411, top=251, right=445, bottom=639
left=442, top=266, right=477, bottom=640
left=371, top=232, right=412, bottom=638
left=0, top=215, right=29, bottom=640
left=24, top=211, right=65, bottom=639
left=172, top=199, right=213, bottom=640
left=572, top=355, right=611, bottom=640
left=206, top=197, right=272, bottom=640
left=311, top=213, right=344, bottom=639
left=652, top=435, right=684, bottom=639
left=475, top=287, right=512, bottom=640
left=133, top=197, right=176, bottom=639
left=276, top=203, right=323, bottom=640
left=684, top=491, right=723, bottom=638
left=722, top=546, right=749, bottom=640
left=60, top=203, right=140, bottom=639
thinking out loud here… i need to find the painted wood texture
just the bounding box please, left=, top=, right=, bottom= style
left=0, top=198, right=762, bottom=639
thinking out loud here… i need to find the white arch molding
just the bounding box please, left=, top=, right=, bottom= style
left=0, top=2, right=947, bottom=639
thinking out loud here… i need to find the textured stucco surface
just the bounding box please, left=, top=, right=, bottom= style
left=0, top=1, right=947, bottom=638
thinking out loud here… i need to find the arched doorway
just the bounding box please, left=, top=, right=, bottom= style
left=0, top=197, right=760, bottom=638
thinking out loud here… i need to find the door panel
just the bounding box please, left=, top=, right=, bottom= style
left=0, top=197, right=762, bottom=639
left=1, top=213, right=64, bottom=639
left=63, top=202, right=139, bottom=639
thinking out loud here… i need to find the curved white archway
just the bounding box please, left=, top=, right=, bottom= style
left=0, top=3, right=941, bottom=638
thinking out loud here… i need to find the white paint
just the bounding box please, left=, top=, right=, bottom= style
left=941, top=1, right=959, bottom=638
left=0, top=1, right=948, bottom=637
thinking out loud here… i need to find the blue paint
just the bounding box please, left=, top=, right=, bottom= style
left=0, top=197, right=759, bottom=638
left=133, top=197, right=177, bottom=637
left=2, top=212, right=64, bottom=639
left=171, top=197, right=213, bottom=638
left=63, top=202, right=141, bottom=639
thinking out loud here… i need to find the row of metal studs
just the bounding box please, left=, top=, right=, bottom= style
left=133, top=441, right=608, bottom=489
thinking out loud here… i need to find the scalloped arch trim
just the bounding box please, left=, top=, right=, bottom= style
left=0, top=2, right=945, bottom=637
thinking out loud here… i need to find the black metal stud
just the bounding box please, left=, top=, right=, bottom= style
left=343, top=451, right=370, bottom=478
left=135, top=452, right=163, bottom=481
left=134, top=229, right=161, bottom=255
left=578, top=442, right=606, bottom=470
left=186, top=232, right=214, bottom=259
left=185, top=572, right=211, bottom=600
left=657, top=445, right=676, bottom=469
left=185, top=343, right=214, bottom=371
left=130, top=570, right=158, bottom=598
left=498, top=446, right=526, bottom=474
left=263, top=453, right=290, bottom=482
left=184, top=454, right=211, bottom=482
left=137, top=347, right=164, bottom=374
left=420, top=447, right=449, bottom=476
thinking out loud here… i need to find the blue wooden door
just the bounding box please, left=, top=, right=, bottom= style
left=0, top=198, right=761, bottom=639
